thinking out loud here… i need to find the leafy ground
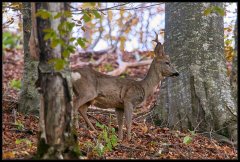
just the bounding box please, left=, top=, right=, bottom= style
left=2, top=49, right=238, bottom=159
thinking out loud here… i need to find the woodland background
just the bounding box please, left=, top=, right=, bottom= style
left=2, top=2, right=238, bottom=159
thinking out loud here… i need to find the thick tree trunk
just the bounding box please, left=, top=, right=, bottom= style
left=153, top=3, right=237, bottom=142
left=19, top=2, right=39, bottom=115
left=33, top=3, right=79, bottom=159
left=230, top=16, right=237, bottom=101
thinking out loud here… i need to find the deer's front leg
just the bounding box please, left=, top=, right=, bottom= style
left=115, top=108, right=124, bottom=141
left=79, top=104, right=97, bottom=131
left=124, top=102, right=133, bottom=141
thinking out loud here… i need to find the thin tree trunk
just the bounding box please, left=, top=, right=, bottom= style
left=33, top=2, right=79, bottom=159
left=153, top=2, right=237, bottom=142
left=19, top=2, right=39, bottom=115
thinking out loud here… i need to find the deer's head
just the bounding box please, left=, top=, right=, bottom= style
left=152, top=32, right=179, bottom=77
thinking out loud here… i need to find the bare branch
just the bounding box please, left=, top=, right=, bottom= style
left=107, top=59, right=152, bottom=76
left=88, top=106, right=115, bottom=113
left=113, top=13, right=137, bottom=48
left=70, top=3, right=130, bottom=13
left=70, top=53, right=108, bottom=69
left=87, top=19, right=103, bottom=50
left=106, top=3, right=113, bottom=46
left=70, top=3, right=163, bottom=14
left=76, top=47, right=116, bottom=56
left=144, top=8, right=154, bottom=50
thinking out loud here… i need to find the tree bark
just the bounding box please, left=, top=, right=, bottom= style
left=33, top=2, right=79, bottom=159
left=153, top=2, right=237, bottom=142
left=230, top=16, right=237, bottom=101
left=19, top=2, right=40, bottom=115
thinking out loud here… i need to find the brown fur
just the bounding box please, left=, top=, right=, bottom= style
left=72, top=35, right=179, bottom=141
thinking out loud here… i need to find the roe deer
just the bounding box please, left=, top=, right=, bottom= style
left=71, top=32, right=179, bottom=141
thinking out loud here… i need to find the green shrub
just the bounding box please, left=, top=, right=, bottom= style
left=2, top=31, right=21, bottom=50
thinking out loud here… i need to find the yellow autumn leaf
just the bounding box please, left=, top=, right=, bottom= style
left=131, top=18, right=139, bottom=26
left=125, top=27, right=131, bottom=34
left=120, top=36, right=126, bottom=42
left=81, top=3, right=93, bottom=9
left=108, top=10, right=113, bottom=21
left=146, top=51, right=155, bottom=58
left=142, top=124, right=148, bottom=133
left=2, top=151, right=15, bottom=159
left=120, top=7, right=124, bottom=17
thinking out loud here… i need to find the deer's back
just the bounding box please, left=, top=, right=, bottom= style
left=72, top=66, right=145, bottom=109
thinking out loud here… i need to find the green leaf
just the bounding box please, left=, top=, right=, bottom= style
left=10, top=79, right=21, bottom=90
left=106, top=142, right=112, bottom=151
left=48, top=58, right=66, bottom=71
left=83, top=38, right=88, bottom=42
left=225, top=39, right=232, bottom=45
left=203, top=7, right=212, bottom=16
left=96, top=122, right=104, bottom=129
left=111, top=127, right=115, bottom=133
left=51, top=38, right=60, bottom=48
left=44, top=30, right=56, bottom=41
left=77, top=38, right=86, bottom=48
left=96, top=142, right=104, bottom=156
left=55, top=59, right=66, bottom=71
left=24, top=139, right=32, bottom=147
left=3, top=32, right=21, bottom=49
left=90, top=2, right=96, bottom=7
left=66, top=22, right=75, bottom=32
left=103, top=131, right=108, bottom=141
left=43, top=28, right=54, bottom=33
left=111, top=135, right=118, bottom=147
left=59, top=39, right=65, bottom=46
left=67, top=45, right=76, bottom=53
left=15, top=120, right=24, bottom=130
left=69, top=37, right=76, bottom=42
left=82, top=13, right=91, bottom=23
left=15, top=139, right=23, bottom=145
left=54, top=12, right=62, bottom=19
left=63, top=11, right=72, bottom=17
left=189, top=130, right=196, bottom=136
left=63, top=49, right=70, bottom=58
left=213, top=6, right=225, bottom=16
left=44, top=33, right=52, bottom=41
left=36, top=9, right=52, bottom=19
left=183, top=135, right=192, bottom=144
left=92, top=10, right=101, bottom=19
left=58, top=22, right=67, bottom=35
left=15, top=139, right=32, bottom=147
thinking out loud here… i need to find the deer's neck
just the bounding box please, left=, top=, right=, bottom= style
left=140, top=59, right=163, bottom=99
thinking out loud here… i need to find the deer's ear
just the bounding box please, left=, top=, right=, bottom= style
left=152, top=32, right=164, bottom=57
left=154, top=43, right=164, bottom=57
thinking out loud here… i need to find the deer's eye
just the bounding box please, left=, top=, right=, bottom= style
left=165, top=62, right=170, bottom=65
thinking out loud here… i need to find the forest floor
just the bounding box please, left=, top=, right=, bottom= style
left=2, top=49, right=238, bottom=159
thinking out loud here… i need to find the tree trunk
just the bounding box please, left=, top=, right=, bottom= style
left=33, top=2, right=79, bottom=159
left=230, top=16, right=237, bottom=101
left=19, top=2, right=39, bottom=115
left=153, top=2, right=237, bottom=142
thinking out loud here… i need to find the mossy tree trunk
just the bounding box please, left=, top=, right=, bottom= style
left=153, top=2, right=237, bottom=142
left=19, top=2, right=39, bottom=115
left=33, top=2, right=79, bottom=159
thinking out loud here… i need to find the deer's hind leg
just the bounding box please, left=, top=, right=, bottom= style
left=115, top=108, right=124, bottom=140
left=124, top=101, right=133, bottom=141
